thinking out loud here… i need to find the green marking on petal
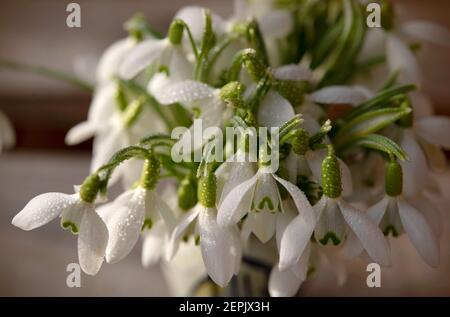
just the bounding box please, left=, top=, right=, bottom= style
left=257, top=196, right=275, bottom=212
left=383, top=225, right=399, bottom=237
left=61, top=221, right=79, bottom=234
left=319, top=232, right=341, bottom=246
left=142, top=218, right=153, bottom=231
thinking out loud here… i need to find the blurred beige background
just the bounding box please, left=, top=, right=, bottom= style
left=0, top=0, right=449, bottom=297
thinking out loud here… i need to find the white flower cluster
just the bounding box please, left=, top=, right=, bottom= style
left=12, top=0, right=450, bottom=296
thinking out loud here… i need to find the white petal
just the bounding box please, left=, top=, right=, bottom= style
left=141, top=221, right=166, bottom=267
left=278, top=195, right=319, bottom=270
left=386, top=34, right=421, bottom=84
left=246, top=211, right=277, bottom=243
left=175, top=6, right=225, bottom=42
left=400, top=129, right=428, bottom=197
left=168, top=47, right=194, bottom=81
left=105, top=189, right=146, bottom=263
left=199, top=208, right=241, bottom=287
left=91, top=125, right=125, bottom=172
left=337, top=199, right=391, bottom=267
left=401, top=20, right=450, bottom=48
left=397, top=198, right=439, bottom=267
left=217, top=174, right=258, bottom=226
left=275, top=203, right=296, bottom=250
left=339, top=159, right=353, bottom=197
left=119, top=38, right=167, bottom=79
left=259, top=10, right=294, bottom=38
left=78, top=209, right=109, bottom=275
left=416, top=116, right=450, bottom=149
left=219, top=161, right=255, bottom=205
left=358, top=28, right=387, bottom=61
left=167, top=208, right=200, bottom=259
left=253, top=172, right=280, bottom=213
left=257, top=91, right=295, bottom=128
left=273, top=64, right=312, bottom=82
left=153, top=80, right=216, bottom=105
left=268, top=265, right=303, bottom=297
left=65, top=121, right=97, bottom=145
left=272, top=174, right=315, bottom=224
left=409, top=195, right=442, bottom=238
left=12, top=193, right=78, bottom=230
left=96, top=37, right=135, bottom=84
left=310, top=86, right=368, bottom=106
left=154, top=194, right=177, bottom=231
left=343, top=197, right=389, bottom=259
left=87, top=82, right=118, bottom=123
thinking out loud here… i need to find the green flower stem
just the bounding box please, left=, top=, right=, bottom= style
left=118, top=78, right=174, bottom=130
left=0, top=59, right=93, bottom=92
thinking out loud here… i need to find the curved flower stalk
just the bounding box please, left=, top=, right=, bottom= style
left=168, top=173, right=242, bottom=287
left=346, top=161, right=440, bottom=267
left=11, top=175, right=108, bottom=275
left=0, top=110, right=15, bottom=152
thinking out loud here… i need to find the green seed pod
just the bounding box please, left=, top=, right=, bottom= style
left=79, top=174, right=101, bottom=203
left=292, top=128, right=310, bottom=155
left=198, top=173, right=217, bottom=208
left=178, top=177, right=198, bottom=211
left=385, top=161, right=403, bottom=197
left=321, top=148, right=342, bottom=199
left=140, top=156, right=160, bottom=190
left=168, top=19, right=184, bottom=45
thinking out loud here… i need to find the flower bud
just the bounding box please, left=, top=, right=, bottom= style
left=321, top=147, right=342, bottom=198
left=292, top=128, right=310, bottom=155
left=198, top=173, right=216, bottom=208
left=385, top=161, right=403, bottom=197
left=178, top=177, right=198, bottom=211
left=140, top=155, right=160, bottom=190
left=168, top=19, right=184, bottom=45
left=80, top=174, right=101, bottom=203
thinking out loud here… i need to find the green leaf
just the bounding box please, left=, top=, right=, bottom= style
left=342, top=84, right=416, bottom=122
left=335, top=107, right=411, bottom=146
left=348, top=134, right=408, bottom=161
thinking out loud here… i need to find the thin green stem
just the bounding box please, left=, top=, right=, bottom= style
left=0, top=60, right=94, bottom=92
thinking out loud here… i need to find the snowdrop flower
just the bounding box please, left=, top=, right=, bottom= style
left=280, top=146, right=391, bottom=271
left=139, top=185, right=181, bottom=267
left=399, top=114, right=450, bottom=197
left=151, top=79, right=241, bottom=154
left=11, top=175, right=108, bottom=275
left=168, top=173, right=242, bottom=287
left=119, top=19, right=193, bottom=81
left=101, top=157, right=176, bottom=264
left=218, top=148, right=315, bottom=244
left=0, top=110, right=15, bottom=152
left=97, top=37, right=136, bottom=85
left=359, top=3, right=450, bottom=85
left=65, top=82, right=118, bottom=147
left=347, top=161, right=440, bottom=267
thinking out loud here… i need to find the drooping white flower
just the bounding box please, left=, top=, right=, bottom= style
left=150, top=77, right=235, bottom=154
left=103, top=187, right=175, bottom=263
left=119, top=36, right=192, bottom=81
left=280, top=149, right=390, bottom=271
left=0, top=110, right=15, bottom=152
left=167, top=174, right=242, bottom=288
left=345, top=161, right=440, bottom=267
left=218, top=164, right=315, bottom=244
left=97, top=37, right=137, bottom=85
left=12, top=188, right=108, bottom=275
